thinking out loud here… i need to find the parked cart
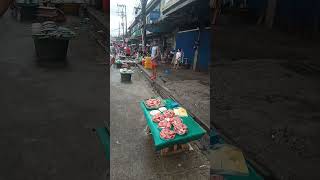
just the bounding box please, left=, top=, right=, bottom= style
left=140, top=98, right=206, bottom=156
left=120, top=68, right=134, bottom=82
left=32, top=21, right=76, bottom=61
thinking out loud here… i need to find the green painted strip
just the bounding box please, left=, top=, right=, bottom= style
left=96, top=127, right=110, bottom=161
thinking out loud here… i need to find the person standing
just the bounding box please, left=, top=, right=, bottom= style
left=173, top=49, right=182, bottom=69
left=125, top=45, right=131, bottom=57
left=151, top=43, right=157, bottom=59
left=151, top=42, right=160, bottom=80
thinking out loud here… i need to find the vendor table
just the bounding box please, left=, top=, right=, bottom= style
left=140, top=98, right=206, bottom=151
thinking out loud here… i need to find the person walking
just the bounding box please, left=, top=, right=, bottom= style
left=173, top=48, right=182, bottom=69
left=125, top=45, right=131, bottom=57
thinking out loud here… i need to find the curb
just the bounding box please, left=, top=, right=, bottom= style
left=137, top=64, right=210, bottom=133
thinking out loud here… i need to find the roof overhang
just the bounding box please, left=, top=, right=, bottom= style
left=146, top=0, right=161, bottom=14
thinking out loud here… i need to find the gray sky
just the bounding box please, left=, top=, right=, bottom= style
left=110, top=0, right=141, bottom=37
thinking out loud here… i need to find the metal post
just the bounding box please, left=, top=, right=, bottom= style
left=193, top=27, right=200, bottom=71
left=125, top=5, right=127, bottom=36
left=141, top=0, right=147, bottom=53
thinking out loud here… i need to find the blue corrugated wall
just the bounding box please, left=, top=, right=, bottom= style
left=175, top=30, right=198, bottom=65
left=175, top=29, right=210, bottom=71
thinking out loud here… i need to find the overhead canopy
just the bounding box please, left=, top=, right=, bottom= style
left=145, top=0, right=210, bottom=33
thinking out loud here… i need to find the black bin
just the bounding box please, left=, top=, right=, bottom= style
left=33, top=38, right=69, bottom=61
left=121, top=73, right=131, bottom=82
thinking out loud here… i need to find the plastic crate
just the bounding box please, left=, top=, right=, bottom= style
left=121, top=73, right=132, bottom=82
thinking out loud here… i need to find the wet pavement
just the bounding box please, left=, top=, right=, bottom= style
left=0, top=13, right=107, bottom=179
left=110, top=65, right=209, bottom=179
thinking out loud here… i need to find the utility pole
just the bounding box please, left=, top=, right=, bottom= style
left=118, top=22, right=120, bottom=38
left=117, top=4, right=127, bottom=38
left=125, top=5, right=127, bottom=35
left=140, top=0, right=147, bottom=53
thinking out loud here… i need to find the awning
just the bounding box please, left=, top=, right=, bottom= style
left=145, top=0, right=210, bottom=33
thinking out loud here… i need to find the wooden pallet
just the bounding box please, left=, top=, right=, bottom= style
left=160, top=143, right=190, bottom=156
left=145, top=125, right=191, bottom=156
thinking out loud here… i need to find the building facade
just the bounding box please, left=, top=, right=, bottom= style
left=129, top=0, right=211, bottom=71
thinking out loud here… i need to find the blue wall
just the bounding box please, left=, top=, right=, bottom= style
left=175, top=29, right=210, bottom=71
left=175, top=30, right=198, bottom=65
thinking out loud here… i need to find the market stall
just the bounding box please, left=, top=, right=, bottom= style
left=140, top=98, right=206, bottom=155
left=32, top=21, right=76, bottom=60
left=114, top=55, right=137, bottom=69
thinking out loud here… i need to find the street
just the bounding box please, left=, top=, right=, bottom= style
left=0, top=13, right=108, bottom=179
left=110, top=65, right=209, bottom=179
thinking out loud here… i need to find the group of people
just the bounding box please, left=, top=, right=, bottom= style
left=111, top=40, right=184, bottom=80
left=150, top=43, right=184, bottom=68
left=149, top=41, right=184, bottom=80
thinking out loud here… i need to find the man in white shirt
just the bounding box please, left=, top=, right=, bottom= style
left=150, top=41, right=160, bottom=80
left=151, top=42, right=158, bottom=59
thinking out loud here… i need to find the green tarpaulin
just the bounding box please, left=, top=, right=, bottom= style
left=96, top=127, right=110, bottom=161
left=140, top=98, right=206, bottom=151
